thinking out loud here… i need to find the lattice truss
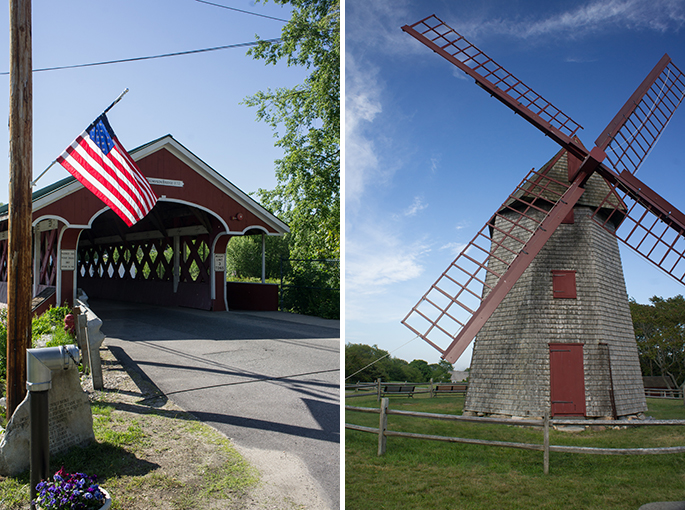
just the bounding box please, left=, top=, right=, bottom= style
left=37, top=229, right=58, bottom=287
left=402, top=167, right=571, bottom=353
left=0, top=232, right=57, bottom=286
left=78, top=234, right=211, bottom=284
left=0, top=240, right=7, bottom=282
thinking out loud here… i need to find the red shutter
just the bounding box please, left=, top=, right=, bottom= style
left=552, top=270, right=576, bottom=299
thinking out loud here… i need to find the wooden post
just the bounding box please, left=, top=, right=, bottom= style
left=378, top=397, right=388, bottom=456
left=430, top=378, right=434, bottom=398
left=376, top=378, right=381, bottom=402
left=543, top=409, right=550, bottom=475
left=6, top=0, right=33, bottom=419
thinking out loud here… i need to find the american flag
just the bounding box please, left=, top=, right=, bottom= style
left=57, top=115, right=158, bottom=226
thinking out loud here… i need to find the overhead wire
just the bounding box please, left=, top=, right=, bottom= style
left=0, top=38, right=281, bottom=75
left=0, top=1, right=287, bottom=75
left=345, top=335, right=422, bottom=381
left=195, top=0, right=289, bottom=22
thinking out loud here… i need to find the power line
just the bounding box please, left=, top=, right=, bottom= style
left=195, top=0, right=289, bottom=22
left=0, top=38, right=280, bottom=75
left=345, top=336, right=421, bottom=381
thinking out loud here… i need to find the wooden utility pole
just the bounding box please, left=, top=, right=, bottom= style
left=7, top=0, right=33, bottom=418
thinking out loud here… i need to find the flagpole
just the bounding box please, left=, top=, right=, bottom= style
left=103, top=87, right=129, bottom=115
left=31, top=88, right=130, bottom=187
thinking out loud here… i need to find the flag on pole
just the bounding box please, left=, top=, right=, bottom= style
left=57, top=114, right=158, bottom=226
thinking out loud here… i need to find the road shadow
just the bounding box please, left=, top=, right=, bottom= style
left=191, top=405, right=340, bottom=444
left=90, top=299, right=339, bottom=342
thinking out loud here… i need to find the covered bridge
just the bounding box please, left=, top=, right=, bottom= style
left=0, top=135, right=288, bottom=312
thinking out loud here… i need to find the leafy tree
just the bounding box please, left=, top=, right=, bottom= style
left=630, top=295, right=685, bottom=386
left=430, top=360, right=455, bottom=383
left=244, top=0, right=340, bottom=260
left=345, top=343, right=455, bottom=383
left=345, top=343, right=393, bottom=383
left=409, top=360, right=432, bottom=381
left=226, top=234, right=289, bottom=281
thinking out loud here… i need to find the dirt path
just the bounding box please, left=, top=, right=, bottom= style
left=85, top=343, right=331, bottom=509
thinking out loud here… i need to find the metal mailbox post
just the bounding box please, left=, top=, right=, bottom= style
left=26, top=345, right=80, bottom=508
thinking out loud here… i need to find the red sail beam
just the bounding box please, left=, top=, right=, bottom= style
left=593, top=165, right=685, bottom=283
left=402, top=161, right=579, bottom=363
left=401, top=15, right=586, bottom=160
left=595, top=56, right=685, bottom=176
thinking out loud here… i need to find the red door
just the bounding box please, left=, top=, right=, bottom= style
left=549, top=343, right=586, bottom=417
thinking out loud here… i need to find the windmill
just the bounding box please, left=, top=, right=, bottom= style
left=400, top=15, right=685, bottom=419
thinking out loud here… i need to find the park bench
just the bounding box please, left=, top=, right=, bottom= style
left=382, top=384, right=416, bottom=397
left=434, top=384, right=468, bottom=395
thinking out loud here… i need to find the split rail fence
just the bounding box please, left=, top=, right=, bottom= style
left=345, top=379, right=467, bottom=400
left=345, top=398, right=685, bottom=474
left=347, top=379, right=685, bottom=401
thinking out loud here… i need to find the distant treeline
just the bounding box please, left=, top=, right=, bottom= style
left=345, top=343, right=454, bottom=383
left=631, top=295, right=685, bottom=387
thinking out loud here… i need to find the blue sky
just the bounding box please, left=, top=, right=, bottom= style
left=0, top=1, right=307, bottom=204
left=345, top=0, right=685, bottom=370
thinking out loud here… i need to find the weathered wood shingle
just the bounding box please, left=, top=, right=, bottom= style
left=465, top=153, right=646, bottom=419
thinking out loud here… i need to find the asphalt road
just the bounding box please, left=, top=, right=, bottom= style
left=90, top=299, right=340, bottom=509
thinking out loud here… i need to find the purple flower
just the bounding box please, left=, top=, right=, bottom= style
left=32, top=468, right=106, bottom=510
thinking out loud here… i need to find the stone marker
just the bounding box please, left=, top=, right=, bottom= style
left=0, top=366, right=94, bottom=476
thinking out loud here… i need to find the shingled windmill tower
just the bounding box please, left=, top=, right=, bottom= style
left=400, top=15, right=685, bottom=419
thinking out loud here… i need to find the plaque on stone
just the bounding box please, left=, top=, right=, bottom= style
left=0, top=367, right=94, bottom=476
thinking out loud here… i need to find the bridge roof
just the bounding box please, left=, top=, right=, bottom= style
left=0, top=135, right=289, bottom=236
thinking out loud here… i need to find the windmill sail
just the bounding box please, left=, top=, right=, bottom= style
left=593, top=171, right=685, bottom=283
left=590, top=57, right=685, bottom=281
left=402, top=154, right=584, bottom=363
left=402, top=15, right=585, bottom=159
left=595, top=54, right=685, bottom=175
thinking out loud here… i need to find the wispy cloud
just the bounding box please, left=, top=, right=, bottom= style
left=404, top=197, right=428, bottom=217
left=345, top=227, right=430, bottom=323
left=458, top=0, right=685, bottom=41
left=345, top=0, right=436, bottom=56
left=440, top=241, right=468, bottom=257
left=345, top=54, right=384, bottom=203
left=346, top=235, right=427, bottom=294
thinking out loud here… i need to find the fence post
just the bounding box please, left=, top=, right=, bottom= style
left=377, top=378, right=381, bottom=402
left=543, top=409, right=550, bottom=475
left=378, top=397, right=389, bottom=456
left=430, top=378, right=434, bottom=398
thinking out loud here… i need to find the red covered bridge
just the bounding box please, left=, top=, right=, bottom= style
left=0, top=135, right=288, bottom=313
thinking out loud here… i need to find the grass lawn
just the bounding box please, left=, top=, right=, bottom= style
left=345, top=394, right=685, bottom=510
left=0, top=348, right=266, bottom=510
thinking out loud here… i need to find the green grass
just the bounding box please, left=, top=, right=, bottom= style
left=0, top=399, right=258, bottom=509
left=346, top=395, right=685, bottom=510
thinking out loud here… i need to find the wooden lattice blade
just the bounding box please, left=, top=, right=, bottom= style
left=595, top=55, right=685, bottom=176
left=593, top=165, right=685, bottom=283
left=402, top=158, right=585, bottom=363
left=402, top=14, right=586, bottom=160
